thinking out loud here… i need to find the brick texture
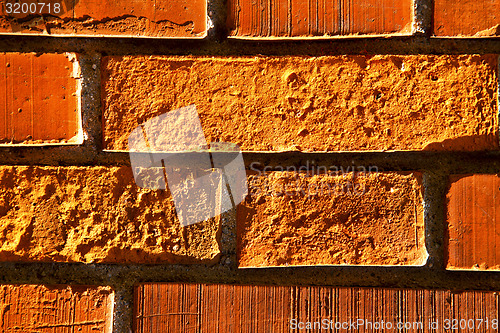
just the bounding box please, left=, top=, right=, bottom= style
left=135, top=283, right=500, bottom=333
left=447, top=174, right=500, bottom=270
left=434, top=0, right=500, bottom=37
left=102, top=55, right=498, bottom=152
left=0, top=53, right=80, bottom=144
left=238, top=171, right=426, bottom=267
left=0, top=0, right=206, bottom=37
left=0, top=166, right=220, bottom=263
left=228, top=0, right=413, bottom=38
left=0, top=285, right=113, bottom=332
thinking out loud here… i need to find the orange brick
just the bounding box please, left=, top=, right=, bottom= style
left=135, top=283, right=500, bottom=332
left=228, top=0, right=413, bottom=37
left=0, top=285, right=113, bottom=332
left=102, top=55, right=498, bottom=152
left=0, top=53, right=80, bottom=144
left=0, top=0, right=206, bottom=37
left=434, top=0, right=500, bottom=36
left=238, top=171, right=426, bottom=267
left=0, top=166, right=220, bottom=263
left=447, top=174, right=500, bottom=270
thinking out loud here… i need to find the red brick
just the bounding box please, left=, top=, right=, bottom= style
left=447, top=174, right=500, bottom=270
left=238, top=171, right=426, bottom=267
left=0, top=0, right=206, bottom=37
left=0, top=285, right=113, bottom=332
left=228, top=0, right=413, bottom=37
left=135, top=283, right=500, bottom=332
left=434, top=0, right=500, bottom=37
left=0, top=53, right=80, bottom=144
left=102, top=55, right=498, bottom=152
left=0, top=166, right=220, bottom=263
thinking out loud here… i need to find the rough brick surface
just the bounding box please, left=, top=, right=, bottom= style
left=0, top=285, right=113, bottom=332
left=228, top=0, right=412, bottom=37
left=434, top=0, right=500, bottom=37
left=0, top=0, right=206, bottom=37
left=0, top=53, right=80, bottom=144
left=135, top=283, right=500, bottom=333
left=447, top=174, right=500, bottom=270
left=0, top=166, right=220, bottom=263
left=237, top=171, right=426, bottom=267
left=102, top=55, right=498, bottom=152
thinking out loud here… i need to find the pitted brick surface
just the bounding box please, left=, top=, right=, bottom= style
left=237, top=171, right=426, bottom=267
left=102, top=55, right=498, bottom=152
left=0, top=166, right=220, bottom=263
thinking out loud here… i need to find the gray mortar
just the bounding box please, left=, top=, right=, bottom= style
left=207, top=0, right=228, bottom=41
left=413, top=0, right=433, bottom=35
left=0, top=2, right=499, bottom=332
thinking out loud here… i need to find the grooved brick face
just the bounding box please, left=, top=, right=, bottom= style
left=0, top=0, right=206, bottom=37
left=0, top=285, right=113, bottom=332
left=237, top=171, right=426, bottom=267
left=434, top=0, right=500, bottom=36
left=0, top=53, right=80, bottom=144
left=135, top=283, right=500, bottom=332
left=228, top=0, right=413, bottom=37
left=102, top=55, right=498, bottom=152
left=0, top=166, right=220, bottom=263
left=447, top=174, right=500, bottom=270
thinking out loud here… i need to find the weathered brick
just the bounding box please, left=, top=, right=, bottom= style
left=447, top=174, right=500, bottom=270
left=0, top=285, right=113, bottom=332
left=434, top=0, right=500, bottom=37
left=102, top=55, right=498, bottom=152
left=0, top=166, right=220, bottom=263
left=228, top=0, right=413, bottom=37
left=0, top=0, right=206, bottom=37
left=237, top=171, right=426, bottom=267
left=135, top=283, right=500, bottom=332
left=0, top=53, right=80, bottom=144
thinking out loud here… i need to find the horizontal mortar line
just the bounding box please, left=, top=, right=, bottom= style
left=1, top=150, right=500, bottom=171
left=0, top=37, right=499, bottom=55
left=0, top=264, right=500, bottom=290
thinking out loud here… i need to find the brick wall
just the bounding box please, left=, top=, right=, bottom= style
left=0, top=0, right=499, bottom=331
